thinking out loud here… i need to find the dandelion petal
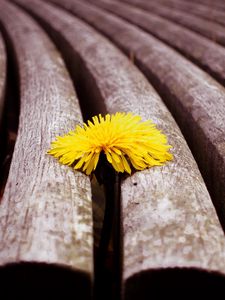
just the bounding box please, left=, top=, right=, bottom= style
left=48, top=112, right=173, bottom=175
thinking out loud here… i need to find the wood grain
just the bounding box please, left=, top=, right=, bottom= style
left=0, top=32, right=6, bottom=129
left=193, top=0, right=225, bottom=10
left=52, top=0, right=225, bottom=229
left=157, top=0, right=225, bottom=26
left=88, top=0, right=225, bottom=85
left=14, top=0, right=225, bottom=296
left=124, top=0, right=225, bottom=47
left=0, top=1, right=93, bottom=296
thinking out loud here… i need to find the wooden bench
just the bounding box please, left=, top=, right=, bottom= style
left=155, top=0, right=225, bottom=26
left=193, top=0, right=225, bottom=10
left=46, top=0, right=225, bottom=227
left=123, top=0, right=225, bottom=47
left=10, top=0, right=225, bottom=298
left=85, top=0, right=225, bottom=86
left=0, top=1, right=93, bottom=298
left=1, top=0, right=225, bottom=298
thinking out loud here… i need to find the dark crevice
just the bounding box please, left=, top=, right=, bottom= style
left=12, top=3, right=122, bottom=299
left=91, top=157, right=123, bottom=300
left=112, top=173, right=123, bottom=300
left=124, top=268, right=225, bottom=300
left=0, top=21, right=20, bottom=199
left=0, top=263, right=91, bottom=299
left=93, top=155, right=123, bottom=300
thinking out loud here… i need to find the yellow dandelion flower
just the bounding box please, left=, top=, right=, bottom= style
left=48, top=112, right=173, bottom=175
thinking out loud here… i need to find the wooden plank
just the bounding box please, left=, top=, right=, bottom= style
left=172, top=0, right=225, bottom=13
left=49, top=0, right=225, bottom=218
left=45, top=0, right=225, bottom=228
left=0, top=32, right=6, bottom=127
left=0, top=1, right=93, bottom=297
left=87, top=0, right=225, bottom=85
left=123, top=0, right=225, bottom=47
left=14, top=0, right=225, bottom=297
left=156, top=0, right=225, bottom=26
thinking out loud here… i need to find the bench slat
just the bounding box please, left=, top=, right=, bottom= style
left=87, top=0, right=225, bottom=85
left=156, top=0, right=225, bottom=26
left=0, top=1, right=93, bottom=296
left=46, top=0, right=225, bottom=228
left=14, top=0, right=225, bottom=296
left=193, top=0, right=225, bottom=10
left=124, top=0, right=225, bottom=47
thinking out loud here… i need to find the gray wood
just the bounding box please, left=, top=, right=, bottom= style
left=0, top=32, right=6, bottom=128
left=193, top=0, right=225, bottom=10
left=88, top=0, right=225, bottom=85
left=200, top=0, right=225, bottom=11
left=124, top=0, right=225, bottom=47
left=0, top=1, right=93, bottom=295
left=157, top=0, right=225, bottom=26
left=46, top=0, right=225, bottom=228
left=14, top=0, right=225, bottom=296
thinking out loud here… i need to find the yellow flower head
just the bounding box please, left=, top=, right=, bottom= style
left=48, top=112, right=173, bottom=175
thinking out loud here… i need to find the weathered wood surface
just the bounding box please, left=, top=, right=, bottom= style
left=0, top=32, right=6, bottom=128
left=123, top=0, right=225, bottom=47
left=194, top=0, right=225, bottom=10
left=88, top=0, right=225, bottom=85
left=47, top=0, right=225, bottom=230
left=0, top=1, right=93, bottom=296
left=14, top=0, right=225, bottom=296
left=156, top=0, right=225, bottom=26
left=196, top=0, right=225, bottom=10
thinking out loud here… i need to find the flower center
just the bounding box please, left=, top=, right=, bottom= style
left=102, top=144, right=109, bottom=152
